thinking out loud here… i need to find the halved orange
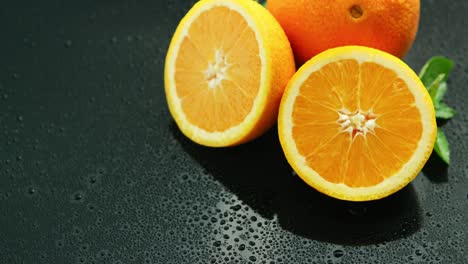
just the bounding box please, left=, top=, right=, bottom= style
left=278, top=46, right=436, bottom=201
left=165, top=0, right=295, bottom=147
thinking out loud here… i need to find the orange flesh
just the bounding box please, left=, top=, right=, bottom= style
left=292, top=59, right=422, bottom=187
left=174, top=7, right=261, bottom=132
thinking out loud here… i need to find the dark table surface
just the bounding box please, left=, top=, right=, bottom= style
left=1, top=0, right=467, bottom=263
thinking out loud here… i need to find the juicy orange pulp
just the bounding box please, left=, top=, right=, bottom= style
left=292, top=59, right=422, bottom=187
left=175, top=6, right=261, bottom=132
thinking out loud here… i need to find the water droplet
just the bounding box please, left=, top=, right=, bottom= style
left=17, top=116, right=23, bottom=122
left=238, top=244, right=245, bottom=251
left=80, top=244, right=90, bottom=251
left=86, top=173, right=101, bottom=188
left=16, top=156, right=23, bottom=161
left=73, top=226, right=83, bottom=235
left=213, top=241, right=221, bottom=247
left=93, top=176, right=101, bottom=185
left=97, top=166, right=106, bottom=175
left=249, top=256, right=257, bottom=262
left=55, top=239, right=64, bottom=248
left=27, top=186, right=37, bottom=195
left=71, top=191, right=85, bottom=203
left=181, top=173, right=188, bottom=181
left=333, top=249, right=345, bottom=258
left=97, top=249, right=110, bottom=258
left=230, top=204, right=241, bottom=211
left=64, top=40, right=72, bottom=48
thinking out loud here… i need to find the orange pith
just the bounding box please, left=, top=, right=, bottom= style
left=175, top=6, right=261, bottom=132
left=291, top=59, right=422, bottom=188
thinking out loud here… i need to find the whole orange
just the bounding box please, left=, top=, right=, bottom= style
left=267, top=0, right=420, bottom=64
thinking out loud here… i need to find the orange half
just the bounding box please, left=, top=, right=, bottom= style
left=165, top=0, right=294, bottom=147
left=278, top=46, right=436, bottom=201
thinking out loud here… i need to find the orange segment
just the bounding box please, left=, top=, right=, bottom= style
left=165, top=0, right=295, bottom=147
left=278, top=46, right=436, bottom=201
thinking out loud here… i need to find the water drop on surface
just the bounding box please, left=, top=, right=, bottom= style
left=230, top=204, right=241, bottom=211
left=27, top=186, right=37, bottom=195
left=17, top=116, right=23, bottom=122
left=89, top=175, right=97, bottom=184
left=64, top=40, right=72, bottom=48
left=71, top=191, right=85, bottom=203
left=333, top=249, right=345, bottom=258
left=213, top=241, right=221, bottom=247
left=55, top=239, right=64, bottom=248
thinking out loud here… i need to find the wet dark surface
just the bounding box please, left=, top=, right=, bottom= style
left=0, top=0, right=467, bottom=263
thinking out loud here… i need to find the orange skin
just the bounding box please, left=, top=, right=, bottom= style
left=267, top=0, right=420, bottom=65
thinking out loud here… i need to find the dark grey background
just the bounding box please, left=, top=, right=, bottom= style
left=0, top=0, right=467, bottom=263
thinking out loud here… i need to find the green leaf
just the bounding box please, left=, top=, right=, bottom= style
left=434, top=81, right=448, bottom=102
left=435, top=102, right=457, bottom=119
left=427, top=74, right=446, bottom=101
left=434, top=130, right=450, bottom=164
left=418, top=56, right=454, bottom=88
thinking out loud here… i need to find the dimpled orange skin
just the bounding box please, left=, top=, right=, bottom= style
left=267, top=0, right=420, bottom=65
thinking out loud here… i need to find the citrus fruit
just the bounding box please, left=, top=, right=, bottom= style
left=165, top=0, right=295, bottom=147
left=278, top=46, right=436, bottom=201
left=267, top=0, right=420, bottom=64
